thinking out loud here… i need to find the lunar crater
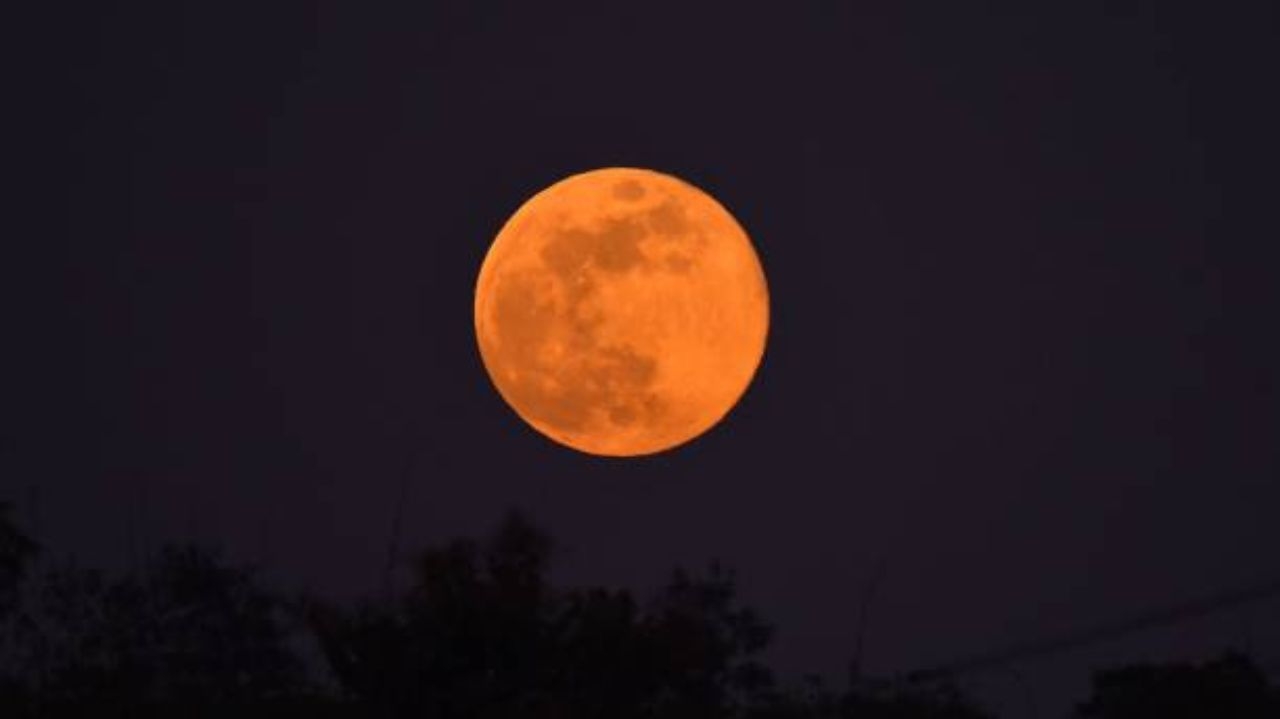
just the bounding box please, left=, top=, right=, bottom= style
left=612, top=179, right=646, bottom=201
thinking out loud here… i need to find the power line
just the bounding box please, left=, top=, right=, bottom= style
left=909, top=572, right=1280, bottom=682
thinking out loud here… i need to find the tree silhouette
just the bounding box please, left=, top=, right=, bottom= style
left=308, top=510, right=998, bottom=718
left=13, top=496, right=1274, bottom=718
left=6, top=544, right=308, bottom=718
left=1075, top=651, right=1279, bottom=718
left=310, top=510, right=776, bottom=717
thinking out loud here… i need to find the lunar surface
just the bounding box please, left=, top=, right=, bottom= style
left=474, top=167, right=769, bottom=456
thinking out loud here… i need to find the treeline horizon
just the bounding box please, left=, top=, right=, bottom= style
left=1, top=500, right=1277, bottom=718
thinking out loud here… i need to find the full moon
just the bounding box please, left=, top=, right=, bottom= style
left=474, top=167, right=769, bottom=456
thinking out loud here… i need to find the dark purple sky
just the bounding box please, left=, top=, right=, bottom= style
left=7, top=3, right=1279, bottom=715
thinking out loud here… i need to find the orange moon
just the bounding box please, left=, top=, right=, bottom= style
left=474, top=167, right=769, bottom=456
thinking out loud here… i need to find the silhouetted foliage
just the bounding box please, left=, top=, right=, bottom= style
left=310, top=510, right=775, bottom=717
left=4, top=498, right=1274, bottom=718
left=3, top=543, right=307, bottom=718
left=1075, top=651, right=1280, bottom=718
left=307, top=510, right=999, bottom=718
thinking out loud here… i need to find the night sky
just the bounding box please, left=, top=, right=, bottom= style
left=8, top=3, right=1280, bottom=715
